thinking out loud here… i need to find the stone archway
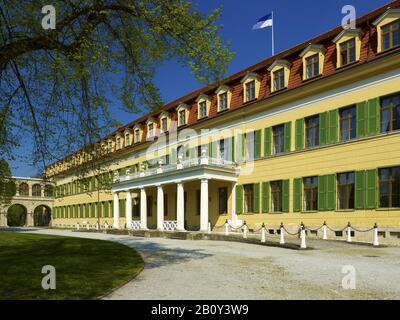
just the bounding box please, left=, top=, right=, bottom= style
left=7, top=204, right=27, bottom=227
left=33, top=205, right=52, bottom=227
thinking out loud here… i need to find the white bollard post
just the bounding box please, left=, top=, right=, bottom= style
left=279, top=223, right=285, bottom=245
left=300, top=224, right=307, bottom=249
left=104, top=221, right=108, bottom=230
left=322, top=222, right=328, bottom=240
left=96, top=222, right=100, bottom=230
left=86, top=223, right=90, bottom=231
left=373, top=223, right=379, bottom=247
left=225, top=220, right=229, bottom=236
left=243, top=222, right=248, bottom=239
left=261, top=223, right=266, bottom=243
left=76, top=222, right=80, bottom=231
left=347, top=222, right=352, bottom=243
left=207, top=221, right=211, bottom=234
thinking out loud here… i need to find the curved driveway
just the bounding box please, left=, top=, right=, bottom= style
left=25, top=229, right=400, bottom=300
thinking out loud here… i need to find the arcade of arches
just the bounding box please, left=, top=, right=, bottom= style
left=0, top=177, right=54, bottom=227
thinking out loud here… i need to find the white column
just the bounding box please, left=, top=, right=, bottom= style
left=176, top=182, right=185, bottom=231
left=140, top=188, right=148, bottom=230
left=113, top=192, right=120, bottom=229
left=200, top=179, right=209, bottom=232
left=157, top=185, right=164, bottom=231
left=126, top=190, right=132, bottom=229
left=231, top=182, right=237, bottom=227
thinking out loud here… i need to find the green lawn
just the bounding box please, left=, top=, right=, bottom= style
left=0, top=232, right=144, bottom=300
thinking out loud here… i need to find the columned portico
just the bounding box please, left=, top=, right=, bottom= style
left=140, top=188, right=148, bottom=230
left=200, top=179, right=209, bottom=232
left=157, top=185, right=164, bottom=231
left=176, top=182, right=185, bottom=231
left=126, top=191, right=132, bottom=229
left=113, top=192, right=120, bottom=229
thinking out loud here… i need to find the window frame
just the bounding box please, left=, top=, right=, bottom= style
left=245, top=80, right=256, bottom=102
left=199, top=101, right=208, bottom=119
left=337, top=172, right=355, bottom=210
left=339, top=106, right=357, bottom=142
left=272, top=124, right=285, bottom=155
left=270, top=180, right=283, bottom=213
left=305, top=54, right=319, bottom=79
left=381, top=20, right=400, bottom=51
left=244, top=184, right=254, bottom=214
left=273, top=68, right=285, bottom=91
left=303, top=176, right=318, bottom=211
left=379, top=167, right=400, bottom=208
left=381, top=93, right=400, bottom=133
left=340, top=38, right=356, bottom=67
left=179, top=109, right=186, bottom=127
left=305, top=115, right=320, bottom=148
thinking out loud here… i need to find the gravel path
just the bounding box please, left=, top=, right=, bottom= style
left=22, top=228, right=400, bottom=300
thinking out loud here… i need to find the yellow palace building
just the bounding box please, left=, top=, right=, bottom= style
left=47, top=3, right=400, bottom=241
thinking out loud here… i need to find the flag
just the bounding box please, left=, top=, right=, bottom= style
left=252, top=13, right=273, bottom=30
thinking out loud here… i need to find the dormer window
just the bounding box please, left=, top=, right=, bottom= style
left=148, top=123, right=154, bottom=139
left=199, top=101, right=207, bottom=119
left=340, top=38, right=356, bottom=66
left=382, top=20, right=399, bottom=51
left=133, top=126, right=142, bottom=144
left=246, top=80, right=255, bottom=101
left=179, top=110, right=186, bottom=126
left=305, top=54, right=319, bottom=79
left=273, top=69, right=285, bottom=91
left=219, top=92, right=228, bottom=111
left=333, top=29, right=362, bottom=68
left=196, top=94, right=211, bottom=120
left=373, top=9, right=400, bottom=53
left=268, top=60, right=291, bottom=92
left=124, top=130, right=131, bottom=147
left=116, top=136, right=122, bottom=150
left=299, top=44, right=326, bottom=81
left=240, top=73, right=261, bottom=103
left=159, top=111, right=170, bottom=134
left=107, top=139, right=113, bottom=152
left=215, top=85, right=232, bottom=112
left=176, top=104, right=189, bottom=127
left=161, top=117, right=168, bottom=133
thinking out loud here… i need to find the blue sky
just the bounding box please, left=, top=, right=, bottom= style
left=11, top=0, right=390, bottom=177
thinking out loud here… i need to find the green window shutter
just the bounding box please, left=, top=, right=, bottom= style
left=318, top=175, right=327, bottom=211
left=355, top=171, right=365, bottom=209
left=367, top=98, right=379, bottom=136
left=91, top=203, right=96, bottom=218
left=295, top=119, right=304, bottom=150
left=282, top=180, right=290, bottom=213
left=328, top=109, right=339, bottom=144
left=264, top=127, right=271, bottom=157
left=104, top=201, right=109, bottom=218
left=262, top=182, right=270, bottom=213
left=284, top=122, right=291, bottom=153
left=366, top=169, right=377, bottom=209
left=236, top=133, right=244, bottom=162
left=119, top=199, right=126, bottom=217
left=253, top=183, right=260, bottom=213
left=254, top=130, right=262, bottom=159
left=236, top=185, right=243, bottom=214
left=326, top=174, right=336, bottom=210
left=293, top=178, right=302, bottom=212
left=110, top=200, right=114, bottom=218
left=319, top=112, right=328, bottom=145
left=79, top=204, right=83, bottom=218
left=356, top=101, right=367, bottom=138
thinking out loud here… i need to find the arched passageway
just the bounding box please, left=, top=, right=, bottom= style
left=34, top=205, right=52, bottom=227
left=7, top=204, right=27, bottom=227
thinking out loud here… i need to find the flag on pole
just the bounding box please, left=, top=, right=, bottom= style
left=252, top=13, right=273, bottom=30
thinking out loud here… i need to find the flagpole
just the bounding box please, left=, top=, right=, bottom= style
left=272, top=11, right=275, bottom=56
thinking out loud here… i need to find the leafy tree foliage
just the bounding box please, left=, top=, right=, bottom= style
left=0, top=0, right=233, bottom=172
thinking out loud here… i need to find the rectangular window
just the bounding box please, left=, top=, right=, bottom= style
left=179, top=110, right=186, bottom=126
left=273, top=68, right=285, bottom=91
left=381, top=93, right=400, bottom=133
left=219, top=139, right=225, bottom=160
left=379, top=167, right=400, bottom=208
left=337, top=172, right=355, bottom=209
left=219, top=92, right=228, bottom=111
left=199, top=101, right=207, bottom=119
left=244, top=184, right=254, bottom=213
left=246, top=80, right=255, bottom=102
left=147, top=196, right=153, bottom=217
left=382, top=20, right=400, bottom=51
left=116, top=137, right=121, bottom=149
left=304, top=176, right=318, bottom=211
left=273, top=125, right=285, bottom=155
left=148, top=123, right=154, bottom=138
left=339, top=106, right=356, bottom=141
left=271, top=181, right=283, bottom=212
left=245, top=132, right=255, bottom=161
left=305, top=115, right=319, bottom=148
left=306, top=54, right=319, bottom=79
left=219, top=187, right=228, bottom=215
left=340, top=38, right=356, bottom=66
left=161, top=118, right=168, bottom=133
left=125, top=133, right=130, bottom=146
left=135, top=129, right=140, bottom=143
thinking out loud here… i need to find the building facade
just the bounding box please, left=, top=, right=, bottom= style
left=47, top=3, right=400, bottom=241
